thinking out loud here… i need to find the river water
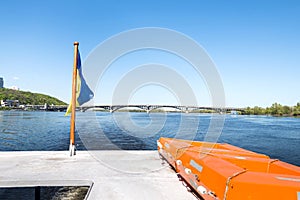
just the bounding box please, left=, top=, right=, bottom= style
left=0, top=111, right=299, bottom=166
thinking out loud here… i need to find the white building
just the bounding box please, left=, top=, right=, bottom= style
left=10, top=86, right=19, bottom=90
left=1, top=100, right=20, bottom=107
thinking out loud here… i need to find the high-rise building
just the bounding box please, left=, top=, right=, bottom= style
left=0, top=77, right=3, bottom=88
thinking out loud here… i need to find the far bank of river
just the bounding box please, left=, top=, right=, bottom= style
left=1, top=107, right=300, bottom=118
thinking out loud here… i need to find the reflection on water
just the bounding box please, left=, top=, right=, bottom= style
left=0, top=111, right=299, bottom=166
left=0, top=111, right=70, bottom=151
left=0, top=186, right=89, bottom=200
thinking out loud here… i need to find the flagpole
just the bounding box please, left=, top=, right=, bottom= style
left=69, top=41, right=79, bottom=156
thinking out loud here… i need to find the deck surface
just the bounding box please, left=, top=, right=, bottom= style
left=0, top=151, right=197, bottom=200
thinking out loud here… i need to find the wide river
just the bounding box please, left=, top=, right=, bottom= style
left=0, top=111, right=299, bottom=166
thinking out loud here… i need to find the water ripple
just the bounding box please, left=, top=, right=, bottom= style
left=0, top=111, right=299, bottom=166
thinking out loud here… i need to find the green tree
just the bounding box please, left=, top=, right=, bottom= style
left=270, top=103, right=283, bottom=115
left=282, top=106, right=291, bottom=115
left=244, top=107, right=253, bottom=115
left=265, top=107, right=271, bottom=115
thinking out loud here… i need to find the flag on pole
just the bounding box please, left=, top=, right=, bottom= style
left=65, top=51, right=94, bottom=116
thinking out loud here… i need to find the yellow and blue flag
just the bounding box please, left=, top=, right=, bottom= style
left=65, top=51, right=94, bottom=116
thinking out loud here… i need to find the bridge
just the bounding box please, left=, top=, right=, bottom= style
left=21, top=104, right=245, bottom=114
left=80, top=105, right=245, bottom=114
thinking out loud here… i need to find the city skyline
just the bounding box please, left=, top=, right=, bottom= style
left=0, top=1, right=299, bottom=107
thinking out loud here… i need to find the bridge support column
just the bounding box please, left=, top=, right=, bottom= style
left=185, top=107, right=189, bottom=114
left=146, top=105, right=150, bottom=114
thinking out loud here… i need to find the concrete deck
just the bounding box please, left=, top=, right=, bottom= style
left=0, top=151, right=197, bottom=200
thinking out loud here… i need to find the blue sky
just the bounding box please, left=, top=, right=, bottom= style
left=0, top=0, right=299, bottom=107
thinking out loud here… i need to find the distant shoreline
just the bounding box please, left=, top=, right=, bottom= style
left=1, top=107, right=300, bottom=118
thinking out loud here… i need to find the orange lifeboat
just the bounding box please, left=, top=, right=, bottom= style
left=157, top=137, right=300, bottom=200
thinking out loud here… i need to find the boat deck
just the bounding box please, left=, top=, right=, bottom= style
left=0, top=151, right=197, bottom=200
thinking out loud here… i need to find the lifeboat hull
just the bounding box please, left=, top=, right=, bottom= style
left=157, top=137, right=300, bottom=200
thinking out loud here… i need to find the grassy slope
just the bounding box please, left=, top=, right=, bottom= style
left=0, top=88, right=66, bottom=105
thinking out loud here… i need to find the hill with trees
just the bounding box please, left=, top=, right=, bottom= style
left=0, top=88, right=66, bottom=105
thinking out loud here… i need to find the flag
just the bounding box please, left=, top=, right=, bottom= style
left=65, top=51, right=94, bottom=116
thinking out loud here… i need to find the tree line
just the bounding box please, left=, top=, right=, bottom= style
left=242, top=102, right=300, bottom=116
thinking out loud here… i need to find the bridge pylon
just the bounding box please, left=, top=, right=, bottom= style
left=185, top=107, right=189, bottom=114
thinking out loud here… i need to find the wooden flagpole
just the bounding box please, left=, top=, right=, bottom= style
left=69, top=41, right=79, bottom=156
